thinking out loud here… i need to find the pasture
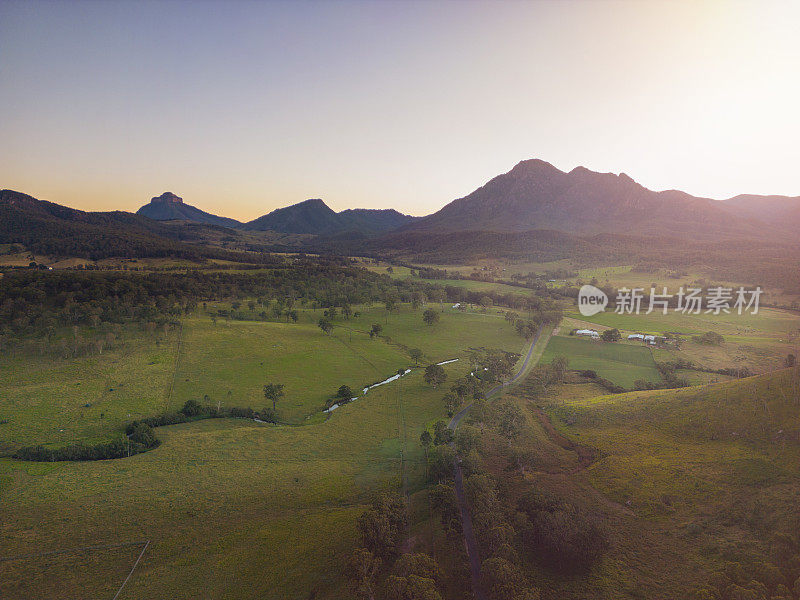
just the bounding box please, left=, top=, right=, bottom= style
left=0, top=303, right=523, bottom=599
left=540, top=334, right=662, bottom=388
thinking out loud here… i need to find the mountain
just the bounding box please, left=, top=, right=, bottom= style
left=0, top=189, right=262, bottom=262
left=243, top=198, right=416, bottom=235
left=403, top=159, right=785, bottom=240
left=136, top=192, right=242, bottom=228
left=722, top=194, right=800, bottom=228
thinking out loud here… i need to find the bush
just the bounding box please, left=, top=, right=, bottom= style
left=181, top=399, right=202, bottom=417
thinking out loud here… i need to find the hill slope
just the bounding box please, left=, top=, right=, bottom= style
left=136, top=192, right=242, bottom=228
left=404, top=159, right=785, bottom=240
left=723, top=193, right=800, bottom=229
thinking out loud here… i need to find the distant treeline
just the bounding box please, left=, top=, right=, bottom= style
left=0, top=258, right=560, bottom=340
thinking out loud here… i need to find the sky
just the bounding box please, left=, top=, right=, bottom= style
left=1, top=0, right=799, bottom=220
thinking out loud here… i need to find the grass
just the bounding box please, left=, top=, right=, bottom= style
left=0, top=304, right=523, bottom=599
left=540, top=334, right=662, bottom=388
left=0, top=328, right=179, bottom=447
left=482, top=368, right=800, bottom=599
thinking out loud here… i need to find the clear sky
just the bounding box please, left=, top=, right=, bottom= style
left=1, top=0, right=798, bottom=220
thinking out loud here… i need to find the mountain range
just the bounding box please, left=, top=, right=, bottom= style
left=134, top=160, right=800, bottom=241
left=4, top=158, right=800, bottom=264
left=401, top=159, right=796, bottom=240
left=138, top=194, right=417, bottom=236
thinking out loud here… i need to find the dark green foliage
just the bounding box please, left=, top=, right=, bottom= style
left=601, top=328, right=621, bottom=342
left=15, top=402, right=277, bottom=462
left=423, top=364, right=447, bottom=388
left=181, top=399, right=202, bottom=417
left=357, top=492, right=407, bottom=560
left=517, top=489, right=608, bottom=572
left=422, top=308, right=439, bottom=326
left=428, top=445, right=456, bottom=482
left=432, top=420, right=453, bottom=446
left=480, top=556, right=540, bottom=600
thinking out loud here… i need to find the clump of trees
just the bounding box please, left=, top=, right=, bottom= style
left=347, top=492, right=447, bottom=600
left=601, top=328, right=621, bottom=342
left=516, top=488, right=608, bottom=573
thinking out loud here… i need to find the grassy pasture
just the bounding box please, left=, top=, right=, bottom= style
left=0, top=303, right=524, bottom=449
left=494, top=368, right=800, bottom=599
left=1, top=306, right=522, bottom=599
left=541, top=334, right=662, bottom=388
left=0, top=329, right=179, bottom=447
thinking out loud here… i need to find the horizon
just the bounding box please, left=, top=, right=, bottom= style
left=2, top=0, right=800, bottom=220
left=8, top=155, right=800, bottom=222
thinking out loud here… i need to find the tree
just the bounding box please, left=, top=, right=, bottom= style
left=384, top=297, right=397, bottom=322
left=357, top=493, right=407, bottom=560
left=259, top=406, right=278, bottom=423
left=433, top=420, right=453, bottom=446
left=550, top=356, right=569, bottom=382
left=411, top=291, right=425, bottom=311
left=424, top=364, right=447, bottom=388
left=422, top=309, right=440, bottom=326
left=394, top=552, right=442, bottom=585
left=442, top=393, right=459, bottom=417
left=420, top=430, right=432, bottom=452
left=288, top=310, right=299, bottom=323
left=385, top=574, right=442, bottom=600
left=409, top=348, right=423, bottom=366
left=455, top=424, right=481, bottom=455
left=346, top=548, right=381, bottom=600
left=430, top=288, right=446, bottom=311
left=786, top=353, right=797, bottom=368
left=497, top=400, right=524, bottom=441
left=342, top=304, right=353, bottom=320
left=263, top=383, right=284, bottom=411
left=369, top=323, right=383, bottom=338
left=601, top=328, right=621, bottom=342
left=480, top=557, right=540, bottom=600
left=337, top=385, right=354, bottom=401
left=181, top=399, right=202, bottom=417
left=470, top=397, right=489, bottom=428
left=318, top=317, right=333, bottom=335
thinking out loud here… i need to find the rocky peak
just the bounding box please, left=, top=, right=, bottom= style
left=151, top=192, right=183, bottom=204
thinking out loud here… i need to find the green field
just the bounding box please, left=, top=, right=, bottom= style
left=563, top=305, right=800, bottom=374
left=540, top=334, right=662, bottom=388
left=0, top=304, right=524, bottom=599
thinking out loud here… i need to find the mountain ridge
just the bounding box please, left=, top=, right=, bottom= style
left=400, top=159, right=796, bottom=241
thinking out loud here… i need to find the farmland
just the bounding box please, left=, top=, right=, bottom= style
left=540, top=334, right=662, bottom=389
left=0, top=301, right=523, bottom=599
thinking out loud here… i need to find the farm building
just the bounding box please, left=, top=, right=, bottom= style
left=575, top=329, right=601, bottom=339
left=628, top=333, right=645, bottom=341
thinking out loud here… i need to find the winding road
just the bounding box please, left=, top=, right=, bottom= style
left=447, top=325, right=548, bottom=600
